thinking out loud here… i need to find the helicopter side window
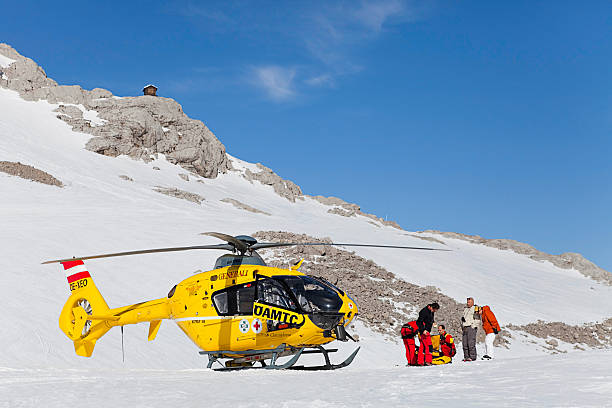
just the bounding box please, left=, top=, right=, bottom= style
left=236, top=283, right=255, bottom=314
left=212, top=292, right=229, bottom=315
left=212, top=282, right=256, bottom=316
left=256, top=279, right=297, bottom=310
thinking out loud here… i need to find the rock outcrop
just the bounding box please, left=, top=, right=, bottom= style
left=243, top=163, right=303, bottom=202
left=0, top=43, right=230, bottom=178
left=221, top=198, right=271, bottom=216
left=153, top=187, right=205, bottom=204
left=311, top=195, right=403, bottom=229
left=507, top=319, right=612, bottom=349
left=0, top=161, right=62, bottom=187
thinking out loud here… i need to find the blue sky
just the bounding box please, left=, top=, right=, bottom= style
left=3, top=1, right=611, bottom=270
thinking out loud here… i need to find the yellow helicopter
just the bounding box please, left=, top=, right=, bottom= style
left=43, top=232, right=443, bottom=370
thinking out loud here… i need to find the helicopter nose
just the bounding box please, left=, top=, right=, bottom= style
left=343, top=295, right=358, bottom=321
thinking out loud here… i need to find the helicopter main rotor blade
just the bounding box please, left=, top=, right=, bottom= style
left=41, top=244, right=234, bottom=264
left=251, top=242, right=450, bottom=251
left=200, top=232, right=249, bottom=254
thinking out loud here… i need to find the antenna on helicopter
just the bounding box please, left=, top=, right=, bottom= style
left=121, top=326, right=125, bottom=363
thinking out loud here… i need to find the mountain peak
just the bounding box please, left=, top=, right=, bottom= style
left=0, top=43, right=230, bottom=178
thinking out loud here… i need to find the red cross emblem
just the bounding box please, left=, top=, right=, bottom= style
left=252, top=318, right=262, bottom=334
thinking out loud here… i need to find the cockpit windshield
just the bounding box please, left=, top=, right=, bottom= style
left=277, top=276, right=342, bottom=312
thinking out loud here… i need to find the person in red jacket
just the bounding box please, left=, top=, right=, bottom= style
left=480, top=305, right=501, bottom=360
left=400, top=321, right=419, bottom=365
left=416, top=302, right=440, bottom=366
left=438, top=325, right=456, bottom=358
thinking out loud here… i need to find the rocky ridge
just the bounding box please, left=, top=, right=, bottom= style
left=309, top=195, right=403, bottom=229
left=507, top=319, right=612, bottom=351
left=420, top=230, right=612, bottom=285
left=243, top=163, right=303, bottom=203
left=0, top=43, right=230, bottom=178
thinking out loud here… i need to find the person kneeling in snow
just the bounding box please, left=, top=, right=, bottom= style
left=438, top=325, right=456, bottom=358
left=430, top=325, right=455, bottom=365
left=480, top=305, right=501, bottom=360
left=400, top=320, right=419, bottom=366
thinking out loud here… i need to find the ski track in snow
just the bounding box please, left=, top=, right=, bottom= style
left=1, top=351, right=611, bottom=408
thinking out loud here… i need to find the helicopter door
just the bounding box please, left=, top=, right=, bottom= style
left=256, top=278, right=297, bottom=310
left=210, top=283, right=257, bottom=349
left=211, top=282, right=256, bottom=316
left=254, top=279, right=303, bottom=331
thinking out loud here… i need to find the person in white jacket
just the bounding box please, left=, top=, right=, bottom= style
left=461, top=297, right=480, bottom=361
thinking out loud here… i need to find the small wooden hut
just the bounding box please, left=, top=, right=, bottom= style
left=143, top=84, right=158, bottom=96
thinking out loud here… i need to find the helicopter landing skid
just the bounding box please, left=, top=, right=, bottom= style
left=200, top=344, right=360, bottom=371
left=200, top=344, right=304, bottom=371
left=288, top=345, right=361, bottom=371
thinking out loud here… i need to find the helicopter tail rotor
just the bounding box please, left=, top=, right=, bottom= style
left=58, top=260, right=111, bottom=357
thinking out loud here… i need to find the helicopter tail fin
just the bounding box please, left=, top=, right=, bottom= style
left=58, top=260, right=111, bottom=357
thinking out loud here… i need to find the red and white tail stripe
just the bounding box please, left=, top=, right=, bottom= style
left=61, top=260, right=91, bottom=283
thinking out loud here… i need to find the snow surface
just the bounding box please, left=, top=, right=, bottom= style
left=60, top=103, right=106, bottom=126
left=0, top=54, right=15, bottom=68
left=1, top=85, right=612, bottom=405
left=2, top=351, right=611, bottom=408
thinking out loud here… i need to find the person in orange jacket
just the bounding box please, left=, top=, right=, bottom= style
left=480, top=305, right=501, bottom=360
left=400, top=320, right=419, bottom=365
left=438, top=325, right=456, bottom=358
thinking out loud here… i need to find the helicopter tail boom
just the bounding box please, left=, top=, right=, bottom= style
left=57, top=260, right=172, bottom=357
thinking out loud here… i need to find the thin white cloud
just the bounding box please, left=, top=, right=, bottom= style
left=351, top=0, right=407, bottom=31
left=178, top=3, right=235, bottom=25
left=302, top=0, right=410, bottom=71
left=251, top=2, right=410, bottom=100
left=250, top=66, right=297, bottom=101
left=305, top=73, right=335, bottom=87
left=176, top=1, right=422, bottom=101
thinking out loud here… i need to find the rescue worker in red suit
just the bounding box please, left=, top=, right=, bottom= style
left=400, top=321, right=419, bottom=365
left=416, top=302, right=440, bottom=366
left=438, top=324, right=456, bottom=358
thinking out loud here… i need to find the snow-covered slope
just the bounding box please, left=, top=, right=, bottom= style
left=1, top=83, right=611, bottom=368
